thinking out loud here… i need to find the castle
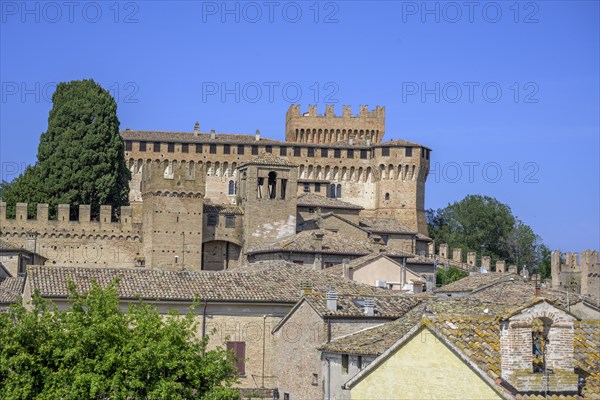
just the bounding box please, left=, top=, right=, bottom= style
left=0, top=105, right=433, bottom=273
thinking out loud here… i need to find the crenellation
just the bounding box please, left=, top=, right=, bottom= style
left=16, top=203, right=28, bottom=221
left=79, top=205, right=91, bottom=223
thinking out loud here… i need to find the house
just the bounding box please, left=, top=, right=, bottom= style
left=0, top=239, right=46, bottom=277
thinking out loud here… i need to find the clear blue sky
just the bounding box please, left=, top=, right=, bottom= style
left=1, top=1, right=598, bottom=252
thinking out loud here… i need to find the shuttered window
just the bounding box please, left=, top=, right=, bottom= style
left=226, top=341, right=246, bottom=375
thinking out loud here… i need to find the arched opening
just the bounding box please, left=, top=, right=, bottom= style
left=268, top=171, right=277, bottom=199
left=228, top=180, right=235, bottom=195
left=336, top=184, right=342, bottom=198
left=385, top=193, right=390, bottom=201
left=532, top=317, right=552, bottom=373
left=328, top=184, right=336, bottom=199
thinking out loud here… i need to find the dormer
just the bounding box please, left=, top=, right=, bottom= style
left=500, top=299, right=578, bottom=394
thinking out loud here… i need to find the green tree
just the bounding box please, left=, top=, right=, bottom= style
left=1, top=79, right=130, bottom=219
left=436, top=267, right=468, bottom=287
left=503, top=219, right=542, bottom=270
left=0, top=281, right=240, bottom=400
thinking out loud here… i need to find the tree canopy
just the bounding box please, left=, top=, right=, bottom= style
left=427, top=195, right=547, bottom=276
left=0, top=79, right=130, bottom=219
left=0, top=282, right=240, bottom=400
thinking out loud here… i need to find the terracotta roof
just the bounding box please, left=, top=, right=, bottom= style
left=27, top=262, right=393, bottom=303
left=0, top=276, right=25, bottom=304
left=297, top=193, right=363, bottom=210
left=303, top=293, right=418, bottom=319
left=374, top=139, right=424, bottom=148
left=246, top=229, right=413, bottom=258
left=238, top=152, right=297, bottom=168
left=121, top=130, right=283, bottom=145
left=435, top=272, right=516, bottom=293
left=359, top=217, right=416, bottom=234
left=203, top=203, right=244, bottom=215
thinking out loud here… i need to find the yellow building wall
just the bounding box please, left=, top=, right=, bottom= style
left=351, top=329, right=502, bottom=400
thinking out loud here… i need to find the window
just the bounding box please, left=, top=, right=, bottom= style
left=321, top=148, right=328, bottom=157
left=360, top=149, right=367, bottom=159
left=226, top=341, right=246, bottom=376
left=209, top=144, right=217, bottom=154
left=280, top=179, right=287, bottom=199
left=125, top=141, right=132, bottom=151
left=334, top=149, right=341, bottom=158
left=153, top=142, right=161, bottom=152
left=284, top=394, right=289, bottom=400
left=182, top=143, right=189, bottom=153
left=311, top=373, right=318, bottom=386
left=382, top=147, right=390, bottom=156
left=303, top=183, right=310, bottom=193
left=167, top=143, right=175, bottom=153
left=307, top=148, right=315, bottom=157
left=314, top=183, right=321, bottom=192
left=257, top=177, right=264, bottom=198
left=293, top=147, right=301, bottom=157
left=385, top=192, right=390, bottom=201
left=228, top=180, right=235, bottom=195
left=237, top=145, right=245, bottom=155
left=308, top=208, right=315, bottom=214
left=280, top=146, right=287, bottom=156
left=357, top=356, right=363, bottom=370
left=347, top=149, right=354, bottom=158
left=223, top=144, right=231, bottom=154
left=268, top=171, right=277, bottom=199
left=426, top=149, right=430, bottom=160
left=225, top=215, right=235, bottom=228
left=328, top=184, right=336, bottom=199
left=380, top=234, right=389, bottom=245
left=251, top=145, right=258, bottom=155
left=405, top=147, right=413, bottom=157
left=342, top=354, right=349, bottom=374
left=265, top=145, right=272, bottom=153
left=207, top=214, right=218, bottom=226
left=195, top=144, right=202, bottom=153
left=137, top=142, right=146, bottom=152
left=336, top=184, right=342, bottom=198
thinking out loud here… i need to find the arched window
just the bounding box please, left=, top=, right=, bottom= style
left=385, top=193, right=390, bottom=201
left=336, top=184, right=342, bottom=198
left=532, top=317, right=551, bottom=373
left=228, top=180, right=235, bottom=195
left=328, top=184, right=336, bottom=199
left=268, top=171, right=277, bottom=199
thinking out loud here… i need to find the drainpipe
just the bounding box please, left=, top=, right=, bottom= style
left=201, top=299, right=208, bottom=340
left=262, top=315, right=266, bottom=389
left=326, top=357, right=331, bottom=400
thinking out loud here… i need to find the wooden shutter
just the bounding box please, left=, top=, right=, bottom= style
left=227, top=341, right=246, bottom=375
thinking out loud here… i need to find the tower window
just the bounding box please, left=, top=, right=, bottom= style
left=334, top=149, right=341, bottom=158
left=223, top=144, right=231, bottom=154
left=294, top=147, right=301, bottom=157
left=210, top=144, right=217, bottom=154
left=385, top=193, right=390, bottom=201
left=347, top=149, right=354, bottom=158
left=382, top=147, right=390, bottom=156
left=314, top=183, right=321, bottom=192
left=207, top=214, right=218, bottom=226
left=336, top=184, right=342, bottom=198
left=268, top=171, right=277, bottom=199
left=237, top=145, right=245, bottom=155
left=405, top=147, right=413, bottom=157
left=225, top=215, right=235, bottom=228
left=167, top=143, right=175, bottom=153
left=125, top=141, right=132, bottom=151
left=154, top=142, right=161, bottom=152
left=182, top=143, right=189, bottom=153
left=257, top=177, right=264, bottom=198
left=195, top=144, right=202, bottom=153
left=139, top=142, right=147, bottom=152
left=303, top=183, right=310, bottom=193
left=280, top=146, right=287, bottom=156
left=360, top=150, right=367, bottom=159
left=307, top=148, right=315, bottom=157
left=228, top=180, right=235, bottom=195
left=251, top=145, right=259, bottom=155
left=321, top=148, right=328, bottom=157
left=265, top=145, right=272, bottom=153
left=328, top=184, right=336, bottom=199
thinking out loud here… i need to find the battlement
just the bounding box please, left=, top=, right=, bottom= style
left=141, top=160, right=205, bottom=197
left=285, top=104, right=386, bottom=144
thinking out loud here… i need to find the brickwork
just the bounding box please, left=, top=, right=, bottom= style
left=551, top=250, right=600, bottom=298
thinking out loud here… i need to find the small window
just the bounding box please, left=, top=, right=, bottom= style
left=342, top=354, right=349, bottom=374
left=154, top=142, right=161, bottom=152
left=195, top=144, right=202, bottom=153
left=307, top=148, right=315, bottom=157
left=357, top=356, right=363, bottom=370
left=321, top=148, right=328, bottom=157
left=207, top=214, right=218, bottom=226
left=237, top=145, right=245, bottom=155
left=223, top=144, right=231, bottom=154
left=303, top=183, right=310, bottom=193
left=405, top=147, right=413, bottom=157
left=284, top=394, right=290, bottom=400
left=360, top=149, right=367, bottom=159
left=225, top=215, right=235, bottom=228
left=226, top=341, right=246, bottom=376
left=280, top=146, right=287, bottom=156
left=348, top=149, right=354, bottom=158
left=336, top=184, right=342, bottom=198
left=293, top=147, right=301, bottom=157
left=167, top=143, right=175, bottom=153
left=311, top=373, right=318, bottom=386
left=228, top=180, right=235, bottom=195
left=210, top=144, right=217, bottom=154
left=182, top=143, right=189, bottom=153
left=382, top=147, right=390, bottom=156
left=265, top=145, right=272, bottom=153
left=328, top=184, right=336, bottom=199
left=257, top=177, right=264, bottom=198
left=125, top=141, right=132, bottom=151
left=314, top=183, right=321, bottom=192
left=251, top=145, right=259, bottom=155
left=139, top=142, right=147, bottom=152
left=334, top=149, right=341, bottom=158
left=385, top=193, right=390, bottom=201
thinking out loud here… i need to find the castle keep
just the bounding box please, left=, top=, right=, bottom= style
left=0, top=105, right=432, bottom=271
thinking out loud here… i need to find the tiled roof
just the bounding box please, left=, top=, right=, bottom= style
left=304, top=293, right=418, bottom=319
left=0, top=239, right=21, bottom=251
left=359, top=217, right=416, bottom=234
left=435, top=272, right=516, bottom=293
left=238, top=152, right=297, bottom=168
left=121, top=130, right=283, bottom=145
left=203, top=203, right=244, bottom=215
left=28, top=262, right=392, bottom=303
left=0, top=276, right=25, bottom=304
left=297, top=193, right=363, bottom=210
left=246, top=229, right=413, bottom=257
left=374, top=139, right=424, bottom=148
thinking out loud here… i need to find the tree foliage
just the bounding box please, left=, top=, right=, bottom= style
left=427, top=195, right=546, bottom=273
left=0, top=281, right=240, bottom=400
left=436, top=267, right=468, bottom=286
left=0, top=79, right=130, bottom=219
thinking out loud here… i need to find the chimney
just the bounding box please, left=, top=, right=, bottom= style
left=535, top=284, right=541, bottom=297
left=194, top=121, right=200, bottom=136
left=364, top=298, right=375, bottom=316
left=210, top=128, right=216, bottom=140
left=342, top=258, right=350, bottom=279
left=326, top=288, right=338, bottom=312
left=300, top=280, right=313, bottom=296
left=313, top=231, right=324, bottom=270
left=255, top=129, right=261, bottom=141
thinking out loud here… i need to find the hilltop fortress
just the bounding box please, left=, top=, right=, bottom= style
left=0, top=104, right=434, bottom=273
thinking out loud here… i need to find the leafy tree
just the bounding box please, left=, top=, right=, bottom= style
left=0, top=281, right=240, bottom=400
left=436, top=267, right=468, bottom=287
left=1, top=79, right=130, bottom=219
left=503, top=219, right=542, bottom=270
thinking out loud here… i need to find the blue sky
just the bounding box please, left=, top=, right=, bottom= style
left=1, top=1, right=598, bottom=251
